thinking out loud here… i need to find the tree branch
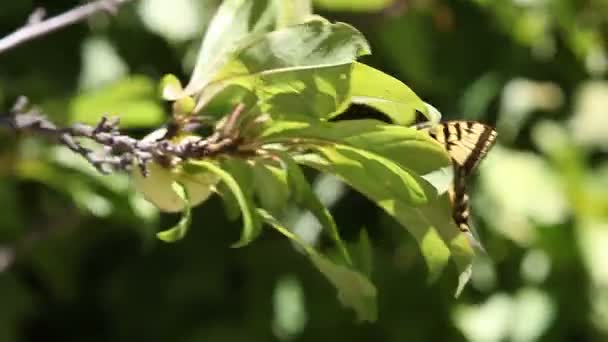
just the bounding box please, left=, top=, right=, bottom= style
left=1, top=97, right=253, bottom=176
left=0, top=0, right=132, bottom=55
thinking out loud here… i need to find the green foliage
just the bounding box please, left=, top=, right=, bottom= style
left=350, top=62, right=436, bottom=125
left=251, top=161, right=289, bottom=216
left=70, top=76, right=165, bottom=128
left=258, top=209, right=377, bottom=322
left=191, top=20, right=371, bottom=117
left=278, top=151, right=350, bottom=265
left=3, top=0, right=606, bottom=339
left=160, top=74, right=186, bottom=101
left=183, top=0, right=280, bottom=98
left=351, top=229, right=373, bottom=278
left=156, top=182, right=192, bottom=242
left=258, top=118, right=451, bottom=176
left=313, top=0, right=393, bottom=12
left=132, top=160, right=219, bottom=213
left=187, top=160, right=262, bottom=248
left=129, top=0, right=472, bottom=317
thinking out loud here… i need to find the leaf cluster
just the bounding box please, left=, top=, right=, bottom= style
left=129, top=0, right=477, bottom=321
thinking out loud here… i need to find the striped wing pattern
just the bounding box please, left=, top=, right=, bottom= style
left=416, top=121, right=497, bottom=233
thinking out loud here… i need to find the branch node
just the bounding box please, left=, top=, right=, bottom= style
left=11, top=96, right=29, bottom=114
left=99, top=0, right=123, bottom=15
left=27, top=8, right=47, bottom=26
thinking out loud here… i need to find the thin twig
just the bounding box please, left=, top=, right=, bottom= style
left=0, top=0, right=132, bottom=55
left=220, top=103, right=246, bottom=137
left=0, top=97, right=250, bottom=175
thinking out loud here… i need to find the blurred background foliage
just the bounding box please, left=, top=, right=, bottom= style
left=0, top=0, right=607, bottom=341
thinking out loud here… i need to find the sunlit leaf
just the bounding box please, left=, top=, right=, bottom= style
left=276, top=0, right=313, bottom=28
left=310, top=251, right=377, bottom=322
left=313, top=0, right=393, bottom=12
left=172, top=96, right=196, bottom=116
left=306, top=145, right=428, bottom=205
left=277, top=151, right=351, bottom=265
left=192, top=20, right=371, bottom=119
left=156, top=182, right=192, bottom=242
left=245, top=64, right=354, bottom=120
left=187, top=159, right=262, bottom=247
left=160, top=74, right=185, bottom=100
left=293, top=145, right=474, bottom=286
left=257, top=117, right=475, bottom=284
left=70, top=75, right=165, bottom=128
left=350, top=62, right=432, bottom=125
left=259, top=118, right=451, bottom=182
left=252, top=160, right=290, bottom=216
left=132, top=161, right=218, bottom=213
left=201, top=84, right=260, bottom=119
left=410, top=188, right=476, bottom=292
left=185, top=0, right=277, bottom=97
left=258, top=209, right=377, bottom=322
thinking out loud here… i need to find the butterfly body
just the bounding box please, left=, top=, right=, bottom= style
left=415, top=121, right=497, bottom=234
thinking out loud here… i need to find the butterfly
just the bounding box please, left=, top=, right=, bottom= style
left=415, top=121, right=498, bottom=235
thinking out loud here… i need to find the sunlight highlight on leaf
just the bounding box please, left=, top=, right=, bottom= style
left=188, top=160, right=261, bottom=247
left=258, top=209, right=377, bottom=322
left=156, top=182, right=192, bottom=242
left=192, top=20, right=370, bottom=117
left=350, top=62, right=430, bottom=125
left=278, top=151, right=351, bottom=265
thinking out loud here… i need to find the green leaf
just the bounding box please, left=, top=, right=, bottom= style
left=350, top=62, right=435, bottom=125
left=185, top=0, right=278, bottom=97
left=160, top=74, right=185, bottom=100
left=310, top=253, right=377, bottom=322
left=201, top=84, right=260, bottom=119
left=156, top=182, right=192, bottom=242
left=277, top=151, right=351, bottom=265
left=69, top=75, right=165, bottom=128
left=216, top=180, right=242, bottom=222
left=306, top=144, right=428, bottom=206
left=252, top=161, right=290, bottom=216
left=257, top=118, right=475, bottom=285
left=276, top=0, right=313, bottom=28
left=295, top=148, right=476, bottom=289
left=314, top=0, right=393, bottom=12
left=350, top=228, right=373, bottom=278
left=192, top=20, right=371, bottom=118
left=259, top=118, right=451, bottom=181
left=258, top=209, right=377, bottom=322
left=133, top=161, right=219, bottom=213
left=292, top=146, right=453, bottom=282
left=172, top=97, right=196, bottom=116
left=187, top=160, right=262, bottom=247
left=247, top=64, right=354, bottom=120
left=410, top=183, right=477, bottom=293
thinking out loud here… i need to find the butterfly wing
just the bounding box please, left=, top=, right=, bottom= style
left=417, top=121, right=497, bottom=175
left=415, top=121, right=497, bottom=233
